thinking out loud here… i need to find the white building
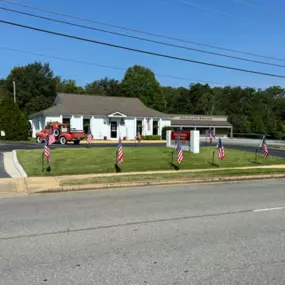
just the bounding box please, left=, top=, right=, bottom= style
left=29, top=93, right=172, bottom=140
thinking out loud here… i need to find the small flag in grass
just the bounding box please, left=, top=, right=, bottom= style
left=261, top=135, right=269, bottom=158
left=87, top=125, right=93, bottom=144
left=48, top=125, right=56, bottom=145
left=176, top=136, right=183, bottom=164
left=117, top=137, right=123, bottom=164
left=44, top=135, right=50, bottom=162
left=217, top=137, right=225, bottom=160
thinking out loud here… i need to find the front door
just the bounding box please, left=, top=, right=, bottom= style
left=110, top=121, right=117, bottom=138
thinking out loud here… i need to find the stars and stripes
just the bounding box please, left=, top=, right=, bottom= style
left=87, top=125, right=93, bottom=144
left=117, top=137, right=123, bottom=164
left=48, top=125, right=56, bottom=145
left=147, top=118, right=150, bottom=131
left=44, top=136, right=50, bottom=162
left=137, top=130, right=141, bottom=142
left=261, top=136, right=269, bottom=158
left=176, top=136, right=183, bottom=164
left=217, top=137, right=225, bottom=160
left=208, top=128, right=215, bottom=144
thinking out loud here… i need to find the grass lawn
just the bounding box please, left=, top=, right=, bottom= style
left=61, top=168, right=285, bottom=186
left=17, top=147, right=284, bottom=176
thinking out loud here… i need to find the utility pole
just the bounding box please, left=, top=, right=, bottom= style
left=13, top=80, right=16, bottom=103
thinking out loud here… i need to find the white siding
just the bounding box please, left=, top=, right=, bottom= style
left=71, top=115, right=83, bottom=130
left=91, top=117, right=109, bottom=139
left=125, top=118, right=136, bottom=140
left=159, top=119, right=171, bottom=136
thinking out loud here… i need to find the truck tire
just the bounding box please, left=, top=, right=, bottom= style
left=54, top=128, right=60, bottom=137
left=59, top=136, right=67, bottom=145
left=36, top=136, right=43, bottom=143
left=73, top=140, right=80, bottom=145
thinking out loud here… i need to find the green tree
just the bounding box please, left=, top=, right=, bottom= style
left=0, top=96, right=29, bottom=140
left=55, top=78, right=85, bottom=94
left=3, top=62, right=57, bottom=115
left=85, top=77, right=122, bottom=96
left=121, top=65, right=166, bottom=112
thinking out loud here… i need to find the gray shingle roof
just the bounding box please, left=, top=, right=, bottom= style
left=30, top=93, right=170, bottom=118
left=171, top=120, right=232, bottom=127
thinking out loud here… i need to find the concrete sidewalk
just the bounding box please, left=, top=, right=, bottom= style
left=0, top=164, right=285, bottom=198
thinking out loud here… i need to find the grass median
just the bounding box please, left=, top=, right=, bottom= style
left=60, top=168, right=285, bottom=186
left=16, top=147, right=285, bottom=176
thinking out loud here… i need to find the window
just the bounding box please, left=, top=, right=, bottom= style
left=83, top=118, right=90, bottom=134
left=62, top=118, right=70, bottom=127
left=153, top=121, right=158, bottom=135
left=136, top=120, right=142, bottom=133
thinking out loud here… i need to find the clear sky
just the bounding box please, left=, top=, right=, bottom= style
left=0, top=0, right=285, bottom=89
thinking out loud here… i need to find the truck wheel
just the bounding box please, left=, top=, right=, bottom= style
left=59, top=136, right=67, bottom=145
left=73, top=140, right=80, bottom=145
left=36, top=136, right=42, bottom=143
left=54, top=128, right=60, bottom=137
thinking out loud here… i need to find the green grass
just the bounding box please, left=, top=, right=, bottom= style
left=61, top=168, right=285, bottom=186
left=16, top=147, right=284, bottom=176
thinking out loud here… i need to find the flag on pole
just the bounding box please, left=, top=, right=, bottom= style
left=208, top=129, right=213, bottom=144
left=176, top=136, right=183, bottom=164
left=147, top=118, right=150, bottom=131
left=217, top=137, right=225, bottom=160
left=261, top=135, right=269, bottom=158
left=44, top=136, right=50, bottom=162
left=48, top=125, right=56, bottom=145
left=87, top=125, right=93, bottom=144
left=117, top=137, right=123, bottom=164
left=137, top=130, right=141, bottom=142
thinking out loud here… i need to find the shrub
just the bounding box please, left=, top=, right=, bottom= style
left=161, top=126, right=173, bottom=140
left=141, top=135, right=161, bottom=140
left=0, top=97, right=29, bottom=140
left=233, top=133, right=264, bottom=139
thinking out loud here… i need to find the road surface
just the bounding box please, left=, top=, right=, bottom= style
left=1, top=180, right=285, bottom=284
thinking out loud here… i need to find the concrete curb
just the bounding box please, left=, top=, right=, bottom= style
left=29, top=173, right=285, bottom=194
left=12, top=150, right=27, bottom=178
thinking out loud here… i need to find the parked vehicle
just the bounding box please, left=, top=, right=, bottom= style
left=35, top=123, right=85, bottom=145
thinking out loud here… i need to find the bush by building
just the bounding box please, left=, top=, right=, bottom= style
left=0, top=97, right=29, bottom=140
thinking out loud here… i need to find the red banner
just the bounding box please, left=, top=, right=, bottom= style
left=171, top=131, right=190, bottom=141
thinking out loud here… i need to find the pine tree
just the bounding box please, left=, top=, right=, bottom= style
left=0, top=97, right=29, bottom=140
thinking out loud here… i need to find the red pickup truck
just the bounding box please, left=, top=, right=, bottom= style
left=36, top=123, right=85, bottom=145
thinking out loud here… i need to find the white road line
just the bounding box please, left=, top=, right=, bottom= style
left=253, top=207, right=285, bottom=212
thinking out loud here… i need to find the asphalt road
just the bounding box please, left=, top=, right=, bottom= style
left=1, top=180, right=285, bottom=284
left=0, top=152, right=9, bottom=178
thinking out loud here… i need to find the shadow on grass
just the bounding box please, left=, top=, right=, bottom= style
left=114, top=164, right=122, bottom=173
left=169, top=162, right=180, bottom=171
left=248, top=159, right=262, bottom=165
left=207, top=161, right=220, bottom=167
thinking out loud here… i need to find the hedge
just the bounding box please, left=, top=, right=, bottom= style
left=141, top=135, right=161, bottom=140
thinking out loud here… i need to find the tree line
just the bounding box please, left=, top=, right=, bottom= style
left=1, top=61, right=285, bottom=139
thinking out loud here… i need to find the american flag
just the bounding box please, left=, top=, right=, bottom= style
left=44, top=136, right=50, bottom=162
left=261, top=136, right=269, bottom=158
left=48, top=125, right=56, bottom=145
left=176, top=136, right=183, bottom=164
left=217, top=137, right=225, bottom=160
left=117, top=137, right=123, bottom=164
left=87, top=125, right=93, bottom=144
left=147, top=118, right=150, bottom=131
left=208, top=129, right=213, bottom=144
left=137, top=131, right=141, bottom=142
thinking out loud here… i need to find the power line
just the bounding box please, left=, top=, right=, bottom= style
left=1, top=6, right=284, bottom=69
left=1, top=46, right=256, bottom=88
left=1, top=0, right=285, bottom=63
left=1, top=19, right=285, bottom=79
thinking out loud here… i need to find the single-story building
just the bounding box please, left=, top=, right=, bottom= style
left=29, top=93, right=172, bottom=140
left=171, top=114, right=233, bottom=138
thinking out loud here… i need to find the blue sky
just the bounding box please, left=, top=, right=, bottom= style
left=0, top=0, right=285, bottom=89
